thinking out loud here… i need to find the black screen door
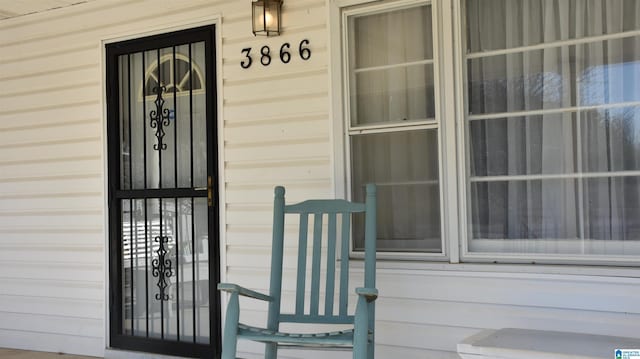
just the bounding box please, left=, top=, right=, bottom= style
left=106, top=25, right=220, bottom=358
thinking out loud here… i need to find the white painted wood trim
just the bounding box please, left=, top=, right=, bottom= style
left=356, top=260, right=640, bottom=281
left=438, top=0, right=461, bottom=263
left=448, top=0, right=467, bottom=264
left=462, top=251, right=640, bottom=266
left=430, top=0, right=449, bottom=259
left=348, top=121, right=438, bottom=134
left=327, top=0, right=343, bottom=199
left=214, top=14, right=227, bottom=287
left=454, top=0, right=473, bottom=265
left=353, top=58, right=435, bottom=73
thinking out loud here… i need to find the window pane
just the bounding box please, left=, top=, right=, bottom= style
left=351, top=5, right=433, bottom=69
left=351, top=130, right=441, bottom=252
left=349, top=4, right=435, bottom=127
left=578, top=38, right=640, bottom=106
left=470, top=179, right=579, bottom=242
left=584, top=177, right=640, bottom=248
left=352, top=64, right=435, bottom=126
left=467, top=46, right=577, bottom=115
left=469, top=114, right=576, bottom=177
left=468, top=37, right=640, bottom=115
left=466, top=0, right=640, bottom=54
left=582, top=107, right=640, bottom=172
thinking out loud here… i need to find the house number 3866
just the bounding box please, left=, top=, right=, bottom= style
left=240, top=39, right=311, bottom=69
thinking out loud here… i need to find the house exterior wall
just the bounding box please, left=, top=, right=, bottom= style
left=0, top=0, right=638, bottom=358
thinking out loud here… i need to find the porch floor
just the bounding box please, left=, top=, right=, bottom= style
left=0, top=349, right=98, bottom=359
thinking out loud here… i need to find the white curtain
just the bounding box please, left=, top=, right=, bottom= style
left=467, top=0, right=640, bottom=253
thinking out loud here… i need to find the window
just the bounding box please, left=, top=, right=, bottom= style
left=465, top=0, right=640, bottom=258
left=344, top=2, right=443, bottom=254
left=339, top=0, right=640, bottom=264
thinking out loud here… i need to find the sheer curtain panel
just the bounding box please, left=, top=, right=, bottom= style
left=466, top=0, right=640, bottom=257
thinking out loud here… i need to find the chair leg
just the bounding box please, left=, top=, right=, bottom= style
left=221, top=293, right=240, bottom=359
left=367, top=339, right=374, bottom=359
left=353, top=296, right=368, bottom=359
left=367, top=308, right=375, bottom=359
left=265, top=343, right=278, bottom=359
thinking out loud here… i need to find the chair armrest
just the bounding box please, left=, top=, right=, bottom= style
left=218, top=283, right=274, bottom=302
left=355, top=287, right=378, bottom=302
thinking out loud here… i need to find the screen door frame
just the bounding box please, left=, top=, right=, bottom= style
left=105, top=25, right=220, bottom=358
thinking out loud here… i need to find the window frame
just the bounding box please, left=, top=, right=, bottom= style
left=456, top=0, right=640, bottom=266
left=330, top=0, right=640, bottom=266
left=338, top=0, right=450, bottom=261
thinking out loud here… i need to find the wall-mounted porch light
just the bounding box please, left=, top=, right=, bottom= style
left=252, top=0, right=282, bottom=36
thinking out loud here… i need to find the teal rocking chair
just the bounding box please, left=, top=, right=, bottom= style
left=218, top=184, right=377, bottom=359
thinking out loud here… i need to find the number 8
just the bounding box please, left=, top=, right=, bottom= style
left=261, top=46, right=271, bottom=66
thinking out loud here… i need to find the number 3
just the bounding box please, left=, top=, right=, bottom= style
left=240, top=47, right=252, bottom=69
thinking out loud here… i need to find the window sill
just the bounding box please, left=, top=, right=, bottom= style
left=349, top=258, right=640, bottom=279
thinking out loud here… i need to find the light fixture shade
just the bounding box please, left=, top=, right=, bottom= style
left=252, top=0, right=282, bottom=36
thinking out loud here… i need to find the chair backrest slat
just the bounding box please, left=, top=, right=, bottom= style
left=286, top=199, right=365, bottom=214
left=272, top=185, right=375, bottom=326
left=309, top=213, right=323, bottom=316
left=295, top=213, right=309, bottom=316
left=338, top=212, right=350, bottom=318
left=324, top=212, right=337, bottom=316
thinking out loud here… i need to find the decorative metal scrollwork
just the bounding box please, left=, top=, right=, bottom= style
left=151, top=235, right=173, bottom=301
left=150, top=86, right=171, bottom=151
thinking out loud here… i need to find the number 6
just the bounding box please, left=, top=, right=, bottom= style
left=299, top=39, right=311, bottom=60
left=280, top=43, right=291, bottom=64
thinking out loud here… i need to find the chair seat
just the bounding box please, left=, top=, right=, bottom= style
left=237, top=323, right=354, bottom=347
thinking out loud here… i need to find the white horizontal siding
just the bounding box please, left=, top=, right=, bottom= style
left=1, top=0, right=639, bottom=358
left=0, top=9, right=105, bottom=348
left=221, top=2, right=334, bottom=358
left=373, top=270, right=640, bottom=351
left=0, top=0, right=331, bottom=357
left=0, top=329, right=104, bottom=357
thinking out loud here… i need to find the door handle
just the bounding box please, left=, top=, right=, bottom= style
left=194, top=176, right=213, bottom=206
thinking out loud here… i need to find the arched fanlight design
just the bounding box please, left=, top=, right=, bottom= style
left=143, top=53, right=205, bottom=98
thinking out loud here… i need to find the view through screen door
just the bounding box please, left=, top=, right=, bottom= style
left=106, top=26, right=219, bottom=358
